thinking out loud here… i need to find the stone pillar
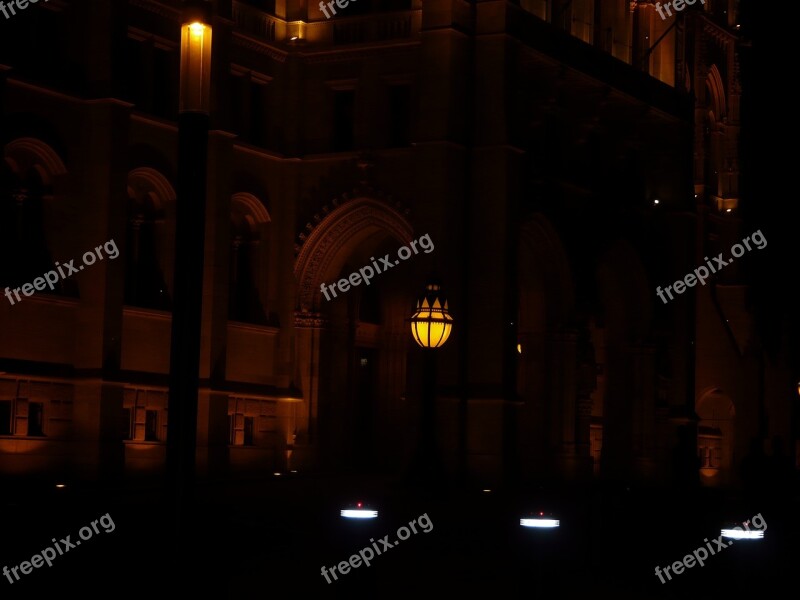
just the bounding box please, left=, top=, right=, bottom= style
left=632, top=343, right=657, bottom=481
left=72, top=96, right=129, bottom=481
left=575, top=329, right=597, bottom=475
left=602, top=343, right=632, bottom=479
left=292, top=311, right=326, bottom=469
left=552, top=329, right=593, bottom=480
left=72, top=382, right=125, bottom=481
left=196, top=390, right=229, bottom=479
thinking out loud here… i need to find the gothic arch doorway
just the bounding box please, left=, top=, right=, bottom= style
left=293, top=195, right=417, bottom=473
left=516, top=215, right=575, bottom=479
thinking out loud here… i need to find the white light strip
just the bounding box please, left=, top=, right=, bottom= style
left=341, top=509, right=378, bottom=519
left=721, top=529, right=764, bottom=539
left=520, top=518, right=560, bottom=528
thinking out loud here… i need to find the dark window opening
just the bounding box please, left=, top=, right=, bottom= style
left=0, top=401, right=12, bottom=435
left=28, top=402, right=44, bottom=437
left=388, top=85, right=411, bottom=147
left=333, top=90, right=355, bottom=152
left=0, top=6, right=67, bottom=89
left=243, top=417, right=255, bottom=446
left=125, top=200, right=171, bottom=310
left=153, top=47, right=178, bottom=120
left=229, top=223, right=267, bottom=324
left=0, top=168, right=72, bottom=296
left=249, top=81, right=266, bottom=146
left=229, top=73, right=246, bottom=136
left=121, top=408, right=132, bottom=440
left=145, top=410, right=158, bottom=441
left=123, top=38, right=147, bottom=108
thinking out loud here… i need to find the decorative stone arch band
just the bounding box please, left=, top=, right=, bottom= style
left=4, top=137, right=68, bottom=186
left=294, top=196, right=414, bottom=313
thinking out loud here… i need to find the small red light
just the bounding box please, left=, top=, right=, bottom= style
left=539, top=512, right=543, bottom=516
left=357, top=502, right=362, bottom=508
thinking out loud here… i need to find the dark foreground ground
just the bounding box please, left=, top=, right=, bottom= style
left=0, top=471, right=795, bottom=598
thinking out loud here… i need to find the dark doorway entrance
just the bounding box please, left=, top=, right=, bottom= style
left=353, top=347, right=378, bottom=471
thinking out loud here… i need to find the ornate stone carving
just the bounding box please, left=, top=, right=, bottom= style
left=294, top=311, right=328, bottom=329
left=294, top=191, right=414, bottom=313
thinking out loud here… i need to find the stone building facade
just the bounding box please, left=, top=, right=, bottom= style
left=1, top=0, right=783, bottom=487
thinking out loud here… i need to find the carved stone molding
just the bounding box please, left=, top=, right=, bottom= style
left=231, top=32, right=288, bottom=63
left=294, top=311, right=328, bottom=329
left=294, top=192, right=413, bottom=313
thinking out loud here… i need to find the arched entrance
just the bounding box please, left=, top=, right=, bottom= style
left=293, top=195, right=416, bottom=473
left=516, top=215, right=576, bottom=479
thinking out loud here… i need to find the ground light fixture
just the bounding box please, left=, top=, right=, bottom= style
left=721, top=526, right=764, bottom=540
left=340, top=502, right=378, bottom=519
left=520, top=511, right=560, bottom=528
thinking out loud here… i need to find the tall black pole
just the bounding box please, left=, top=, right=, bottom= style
left=421, top=349, right=437, bottom=482
left=166, top=109, right=209, bottom=532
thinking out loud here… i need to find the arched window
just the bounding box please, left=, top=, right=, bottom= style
left=0, top=140, right=72, bottom=296
left=125, top=169, right=174, bottom=310
left=229, top=193, right=271, bottom=324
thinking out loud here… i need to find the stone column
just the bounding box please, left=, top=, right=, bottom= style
left=631, top=343, right=657, bottom=481
left=575, top=329, right=597, bottom=473
left=292, top=311, right=327, bottom=469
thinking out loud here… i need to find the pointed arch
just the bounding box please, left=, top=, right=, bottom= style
left=705, top=65, right=727, bottom=122
left=518, top=214, right=575, bottom=328
left=294, top=196, right=414, bottom=312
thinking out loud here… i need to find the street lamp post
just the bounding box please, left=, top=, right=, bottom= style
left=166, top=0, right=212, bottom=536
left=409, top=282, right=453, bottom=485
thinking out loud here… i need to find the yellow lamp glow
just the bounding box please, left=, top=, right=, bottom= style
left=180, top=20, right=212, bottom=113
left=410, top=283, right=453, bottom=348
